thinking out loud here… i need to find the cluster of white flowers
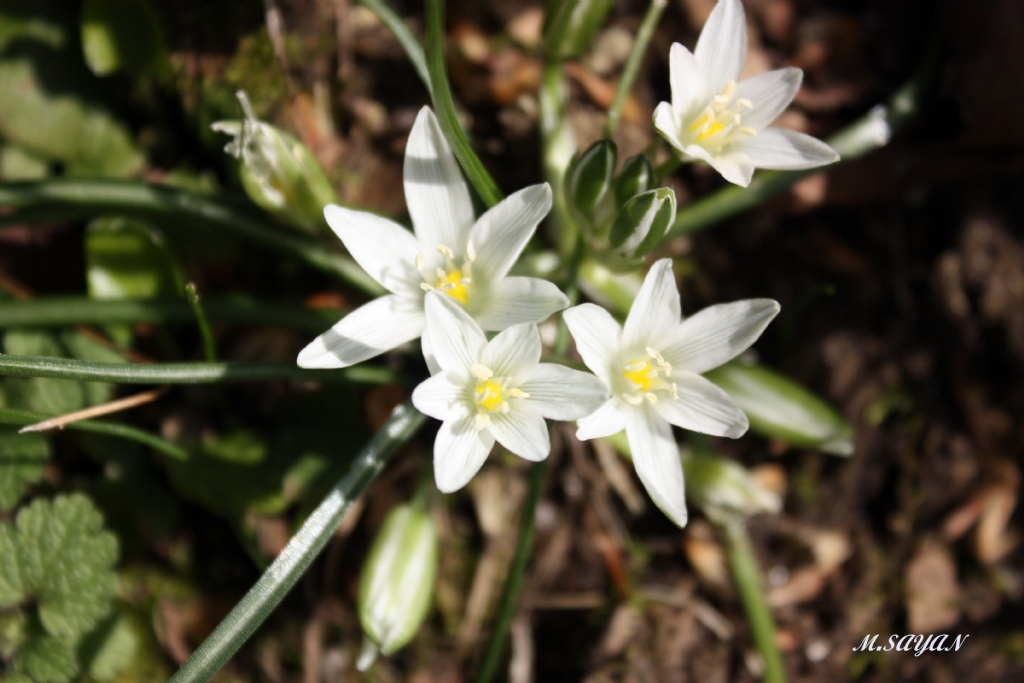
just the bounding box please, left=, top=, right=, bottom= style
left=298, top=0, right=836, bottom=525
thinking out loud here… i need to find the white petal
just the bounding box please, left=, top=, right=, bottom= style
left=669, top=42, right=708, bottom=121
left=519, top=363, right=609, bottom=421
left=626, top=406, right=688, bottom=527
left=323, top=205, right=422, bottom=295
left=481, top=323, right=541, bottom=381
left=575, top=398, right=630, bottom=440
left=694, top=0, right=747, bottom=100
left=473, top=277, right=569, bottom=331
left=562, top=303, right=622, bottom=382
left=733, top=67, right=802, bottom=132
left=489, top=401, right=550, bottom=462
left=422, top=293, right=486, bottom=372
left=411, top=371, right=468, bottom=421
left=653, top=370, right=749, bottom=438
left=705, top=151, right=755, bottom=187
left=662, top=298, right=780, bottom=374
left=654, top=101, right=685, bottom=155
left=468, top=184, right=552, bottom=282
left=404, top=107, right=475, bottom=256
left=420, top=331, right=441, bottom=376
left=623, top=259, right=681, bottom=352
left=297, top=295, right=423, bottom=368
left=434, top=413, right=495, bottom=493
left=732, top=127, right=840, bottom=170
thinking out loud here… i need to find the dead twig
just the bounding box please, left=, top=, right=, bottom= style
left=18, top=387, right=167, bottom=433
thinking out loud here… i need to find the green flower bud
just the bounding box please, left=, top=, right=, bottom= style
left=357, top=504, right=438, bottom=670
left=544, top=0, right=616, bottom=59
left=684, top=454, right=781, bottom=522
left=565, top=139, right=617, bottom=227
left=608, top=187, right=676, bottom=259
left=704, top=360, right=854, bottom=456
left=613, top=155, right=654, bottom=209
left=212, top=91, right=337, bottom=233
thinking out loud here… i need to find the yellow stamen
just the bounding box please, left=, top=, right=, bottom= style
left=437, top=269, right=469, bottom=303
left=475, top=378, right=506, bottom=413
left=623, top=359, right=655, bottom=391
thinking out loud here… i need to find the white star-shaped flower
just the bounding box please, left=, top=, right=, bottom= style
left=412, top=293, right=608, bottom=493
left=298, top=107, right=569, bottom=369
left=653, top=0, right=839, bottom=187
left=563, top=258, right=780, bottom=526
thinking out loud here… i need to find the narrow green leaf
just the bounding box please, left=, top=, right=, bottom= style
left=0, top=355, right=399, bottom=385
left=166, top=403, right=425, bottom=683
left=424, top=0, right=503, bottom=209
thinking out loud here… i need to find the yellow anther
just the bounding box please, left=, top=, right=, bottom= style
left=696, top=121, right=726, bottom=142
left=645, top=392, right=658, bottom=404
left=736, top=98, right=753, bottom=108
left=739, top=127, right=757, bottom=135
left=466, top=240, right=476, bottom=261
left=625, top=361, right=647, bottom=372
left=436, top=244, right=455, bottom=259
left=420, top=283, right=433, bottom=292
left=670, top=383, right=679, bottom=400
left=436, top=268, right=446, bottom=279
left=509, top=388, right=530, bottom=399
left=689, top=109, right=714, bottom=133
left=623, top=393, right=644, bottom=405
left=415, top=253, right=424, bottom=270
left=474, top=413, right=491, bottom=431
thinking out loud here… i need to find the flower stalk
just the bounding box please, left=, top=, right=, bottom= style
left=605, top=0, right=668, bottom=138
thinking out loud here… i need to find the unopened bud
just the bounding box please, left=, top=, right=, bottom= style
left=704, top=360, right=854, bottom=456
left=684, top=454, right=781, bottom=522
left=212, top=91, right=337, bottom=233
left=565, top=139, right=617, bottom=227
left=357, top=504, right=438, bottom=670
left=607, top=187, right=676, bottom=259
left=613, top=155, right=654, bottom=209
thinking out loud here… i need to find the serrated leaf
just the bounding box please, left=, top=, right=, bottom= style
left=0, top=524, right=24, bottom=607
left=19, top=628, right=79, bottom=683
left=0, top=432, right=50, bottom=512
left=12, top=495, right=119, bottom=640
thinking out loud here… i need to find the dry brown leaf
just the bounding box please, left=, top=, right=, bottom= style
left=904, top=538, right=961, bottom=633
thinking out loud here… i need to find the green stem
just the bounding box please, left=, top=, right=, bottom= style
left=0, top=355, right=399, bottom=385
left=167, top=403, right=426, bottom=683
left=654, top=153, right=684, bottom=182
left=665, top=65, right=933, bottom=240
left=721, top=517, right=787, bottom=683
left=0, top=407, right=188, bottom=461
left=540, top=59, right=577, bottom=258
left=604, top=0, right=668, bottom=138
left=184, top=284, right=218, bottom=363
left=424, top=0, right=504, bottom=209
left=0, top=296, right=339, bottom=334
left=0, top=180, right=382, bottom=296
left=357, top=0, right=432, bottom=97
left=473, top=459, right=547, bottom=683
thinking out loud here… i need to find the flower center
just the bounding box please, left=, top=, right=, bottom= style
left=688, top=81, right=757, bottom=150
left=469, top=364, right=530, bottom=430
left=620, top=347, right=678, bottom=406
left=419, top=243, right=475, bottom=305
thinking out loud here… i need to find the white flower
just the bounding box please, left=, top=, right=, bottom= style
left=298, top=107, right=569, bottom=369
left=653, top=0, right=839, bottom=187
left=412, top=294, right=608, bottom=493
left=563, top=258, right=780, bottom=526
